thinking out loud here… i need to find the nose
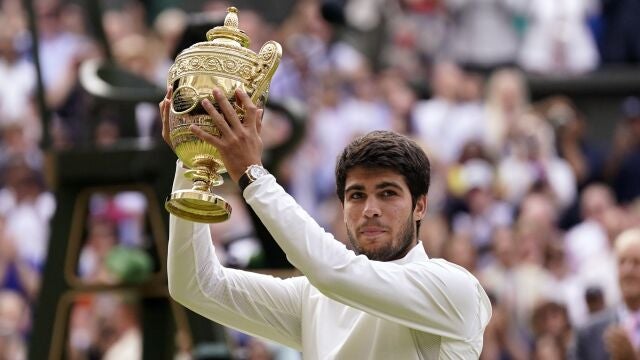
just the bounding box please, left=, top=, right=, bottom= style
left=363, top=198, right=381, bottom=218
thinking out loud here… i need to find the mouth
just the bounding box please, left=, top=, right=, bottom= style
left=359, top=226, right=387, bottom=238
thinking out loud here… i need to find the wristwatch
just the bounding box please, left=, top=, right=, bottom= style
left=238, top=164, right=270, bottom=192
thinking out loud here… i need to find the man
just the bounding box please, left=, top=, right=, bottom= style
left=160, top=87, right=492, bottom=358
left=576, top=227, right=640, bottom=360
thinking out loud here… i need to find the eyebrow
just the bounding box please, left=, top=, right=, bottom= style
left=345, top=181, right=404, bottom=193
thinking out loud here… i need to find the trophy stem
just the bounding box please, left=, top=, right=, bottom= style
left=166, top=157, right=231, bottom=223
left=187, top=158, right=224, bottom=192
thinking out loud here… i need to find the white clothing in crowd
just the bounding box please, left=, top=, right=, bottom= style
left=518, top=0, right=600, bottom=74
left=443, top=0, right=527, bottom=68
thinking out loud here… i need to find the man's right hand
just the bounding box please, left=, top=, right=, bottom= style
left=158, top=85, right=173, bottom=149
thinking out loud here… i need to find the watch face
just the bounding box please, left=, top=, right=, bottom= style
left=249, top=166, right=268, bottom=180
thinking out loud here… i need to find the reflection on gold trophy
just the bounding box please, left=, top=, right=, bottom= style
left=165, top=7, right=282, bottom=223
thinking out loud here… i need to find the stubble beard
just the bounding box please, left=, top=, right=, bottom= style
left=346, top=215, right=416, bottom=261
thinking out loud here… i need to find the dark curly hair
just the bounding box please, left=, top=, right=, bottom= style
left=335, top=131, right=431, bottom=231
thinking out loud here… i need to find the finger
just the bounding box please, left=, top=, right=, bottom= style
left=190, top=124, right=222, bottom=147
left=161, top=86, right=173, bottom=146
left=158, top=92, right=168, bottom=113
left=235, top=88, right=258, bottom=128
left=256, top=109, right=263, bottom=134
left=163, top=87, right=173, bottom=121
left=201, top=98, right=232, bottom=138
left=213, top=88, right=242, bottom=129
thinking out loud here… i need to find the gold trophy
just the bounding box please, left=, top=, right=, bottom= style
left=165, top=7, right=282, bottom=223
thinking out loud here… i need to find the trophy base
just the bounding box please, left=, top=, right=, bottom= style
left=165, top=189, right=232, bottom=223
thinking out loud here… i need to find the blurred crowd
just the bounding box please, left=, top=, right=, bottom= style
left=1, top=0, right=640, bottom=359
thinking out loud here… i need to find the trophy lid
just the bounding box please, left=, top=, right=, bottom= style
left=205, top=7, right=250, bottom=48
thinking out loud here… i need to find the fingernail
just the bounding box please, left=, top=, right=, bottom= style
left=201, top=98, right=210, bottom=107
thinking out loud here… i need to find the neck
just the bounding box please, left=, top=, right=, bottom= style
left=390, top=239, right=418, bottom=261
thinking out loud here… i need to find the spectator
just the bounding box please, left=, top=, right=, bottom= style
left=102, top=295, right=142, bottom=360
left=378, top=69, right=419, bottom=134
left=605, top=96, right=640, bottom=205
left=535, top=95, right=608, bottom=229
left=0, top=122, right=43, bottom=171
left=35, top=0, right=100, bottom=146
left=0, top=215, right=40, bottom=302
left=482, top=68, right=530, bottom=158
left=496, top=112, right=577, bottom=211
left=442, top=0, right=526, bottom=71
left=480, top=292, right=529, bottom=360
left=442, top=232, right=477, bottom=273
left=518, top=0, right=600, bottom=75
left=530, top=300, right=577, bottom=359
left=411, top=61, right=470, bottom=165
left=542, top=240, right=588, bottom=327
left=479, top=225, right=553, bottom=335
left=152, top=7, right=188, bottom=64
left=0, top=290, right=29, bottom=360
left=78, top=218, right=119, bottom=284
left=578, top=203, right=632, bottom=323
left=450, top=159, right=514, bottom=264
left=0, top=21, right=37, bottom=133
left=516, top=192, right=564, bottom=264
left=576, top=227, right=640, bottom=359
left=564, top=184, right=616, bottom=273
left=539, top=96, right=607, bottom=188
left=0, top=159, right=54, bottom=299
left=381, top=0, right=447, bottom=78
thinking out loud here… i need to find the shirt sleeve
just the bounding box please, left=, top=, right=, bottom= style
left=167, top=162, right=304, bottom=350
left=244, top=175, right=492, bottom=341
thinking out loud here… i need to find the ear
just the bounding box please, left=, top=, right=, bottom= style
left=413, top=195, right=427, bottom=221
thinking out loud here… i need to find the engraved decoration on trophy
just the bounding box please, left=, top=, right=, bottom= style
left=165, top=7, right=282, bottom=223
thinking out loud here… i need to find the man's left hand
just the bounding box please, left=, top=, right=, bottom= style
left=190, top=88, right=264, bottom=183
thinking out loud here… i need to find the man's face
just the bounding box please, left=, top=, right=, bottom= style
left=617, top=241, right=640, bottom=306
left=342, top=167, right=426, bottom=261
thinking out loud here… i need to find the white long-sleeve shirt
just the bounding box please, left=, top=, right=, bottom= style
left=168, top=164, right=492, bottom=359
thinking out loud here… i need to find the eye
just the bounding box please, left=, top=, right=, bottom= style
left=381, top=189, right=397, bottom=197
left=348, top=191, right=365, bottom=200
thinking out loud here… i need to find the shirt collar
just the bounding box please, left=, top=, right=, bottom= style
left=389, top=241, right=429, bottom=265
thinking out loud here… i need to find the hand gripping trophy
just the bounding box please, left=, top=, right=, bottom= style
left=164, top=7, right=281, bottom=223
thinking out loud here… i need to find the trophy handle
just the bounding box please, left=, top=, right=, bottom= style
left=252, top=41, right=282, bottom=104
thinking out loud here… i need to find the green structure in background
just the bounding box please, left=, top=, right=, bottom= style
left=26, top=1, right=304, bottom=358
left=24, top=0, right=233, bottom=358
left=27, top=145, right=225, bottom=360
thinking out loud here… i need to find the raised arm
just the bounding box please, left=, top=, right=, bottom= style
left=158, top=84, right=305, bottom=348
left=166, top=168, right=303, bottom=349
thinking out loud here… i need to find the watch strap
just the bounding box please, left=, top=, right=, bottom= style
left=238, top=171, right=251, bottom=192
left=238, top=165, right=269, bottom=192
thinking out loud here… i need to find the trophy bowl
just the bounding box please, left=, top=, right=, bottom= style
left=165, top=7, right=282, bottom=223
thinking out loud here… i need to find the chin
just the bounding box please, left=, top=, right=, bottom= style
left=362, top=245, right=403, bottom=262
